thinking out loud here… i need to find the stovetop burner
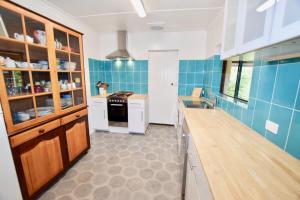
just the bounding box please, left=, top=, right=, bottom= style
left=107, top=91, right=133, bottom=103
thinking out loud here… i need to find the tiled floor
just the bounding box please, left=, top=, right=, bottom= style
left=39, top=125, right=183, bottom=200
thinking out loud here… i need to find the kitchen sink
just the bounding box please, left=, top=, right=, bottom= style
left=183, top=100, right=214, bottom=109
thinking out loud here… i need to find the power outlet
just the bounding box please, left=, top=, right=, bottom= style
left=265, top=120, right=279, bottom=134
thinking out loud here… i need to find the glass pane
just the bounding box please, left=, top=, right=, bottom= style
left=32, top=72, right=52, bottom=93
left=28, top=46, right=49, bottom=70
left=0, top=40, right=27, bottom=68
left=10, top=97, right=35, bottom=124
left=283, top=0, right=300, bottom=27
left=238, top=62, right=253, bottom=101
left=73, top=89, right=83, bottom=106
left=243, top=0, right=266, bottom=43
left=0, top=6, right=23, bottom=39
left=3, top=70, right=31, bottom=96
left=70, top=54, right=81, bottom=71
left=25, top=17, right=46, bottom=46
left=60, top=92, right=73, bottom=109
left=223, top=61, right=238, bottom=97
left=56, top=51, right=69, bottom=70
left=54, top=29, right=68, bottom=50
left=69, top=34, right=80, bottom=53
left=72, top=72, right=82, bottom=88
left=35, top=94, right=54, bottom=117
left=224, top=0, right=239, bottom=51
left=58, top=72, right=72, bottom=91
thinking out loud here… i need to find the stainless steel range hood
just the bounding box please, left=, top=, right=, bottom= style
left=106, top=31, right=134, bottom=60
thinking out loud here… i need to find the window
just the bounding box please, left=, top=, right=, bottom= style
left=220, top=59, right=253, bottom=102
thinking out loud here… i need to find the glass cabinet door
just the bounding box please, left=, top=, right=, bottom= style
left=54, top=27, right=84, bottom=111
left=0, top=4, right=55, bottom=130
left=271, top=0, right=300, bottom=44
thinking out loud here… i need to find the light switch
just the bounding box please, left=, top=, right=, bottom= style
left=265, top=120, right=279, bottom=134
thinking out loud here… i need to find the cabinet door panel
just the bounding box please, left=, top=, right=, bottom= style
left=128, top=108, right=144, bottom=133
left=271, top=0, right=300, bottom=43
left=239, top=0, right=274, bottom=53
left=90, top=102, right=108, bottom=130
left=65, top=117, right=88, bottom=162
left=19, top=132, right=64, bottom=196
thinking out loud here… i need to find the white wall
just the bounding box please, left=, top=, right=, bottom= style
left=99, top=31, right=207, bottom=60
left=206, top=9, right=224, bottom=58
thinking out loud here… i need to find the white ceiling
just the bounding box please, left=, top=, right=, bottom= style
left=46, top=0, right=224, bottom=32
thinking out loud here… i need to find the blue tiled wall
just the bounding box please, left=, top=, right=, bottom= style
left=178, top=60, right=206, bottom=96
left=89, top=59, right=148, bottom=95
left=216, top=56, right=300, bottom=160
left=203, top=55, right=223, bottom=95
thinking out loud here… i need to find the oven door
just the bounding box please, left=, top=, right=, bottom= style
left=107, top=103, right=128, bottom=122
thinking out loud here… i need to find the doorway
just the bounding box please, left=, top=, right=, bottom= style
left=148, top=50, right=179, bottom=125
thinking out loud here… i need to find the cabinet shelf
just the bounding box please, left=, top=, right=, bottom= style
left=8, top=94, right=32, bottom=100
left=1, top=67, right=50, bottom=72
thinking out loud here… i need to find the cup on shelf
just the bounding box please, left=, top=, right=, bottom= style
left=67, top=83, right=72, bottom=90
left=69, top=62, right=77, bottom=71
left=55, top=39, right=62, bottom=49
left=13, top=33, right=25, bottom=41
left=33, top=30, right=46, bottom=45
left=72, top=82, right=76, bottom=89
left=63, top=61, right=69, bottom=70
left=26, top=35, right=34, bottom=43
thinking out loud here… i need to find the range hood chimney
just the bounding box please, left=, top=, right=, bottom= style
left=106, top=31, right=134, bottom=60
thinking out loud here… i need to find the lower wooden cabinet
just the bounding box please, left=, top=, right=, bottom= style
left=13, top=127, right=67, bottom=200
left=65, top=116, right=89, bottom=162
left=11, top=109, right=90, bottom=200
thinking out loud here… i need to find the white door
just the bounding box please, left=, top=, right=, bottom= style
left=148, top=50, right=179, bottom=125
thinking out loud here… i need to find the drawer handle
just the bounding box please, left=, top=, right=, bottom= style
left=76, top=115, right=81, bottom=118
left=38, top=129, right=45, bottom=134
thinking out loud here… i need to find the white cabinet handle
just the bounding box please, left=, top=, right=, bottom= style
left=141, top=111, right=143, bottom=122
left=188, top=154, right=197, bottom=170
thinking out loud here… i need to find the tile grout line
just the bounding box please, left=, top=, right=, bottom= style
left=251, top=60, right=262, bottom=128
left=264, top=63, right=279, bottom=137
left=284, top=79, right=300, bottom=150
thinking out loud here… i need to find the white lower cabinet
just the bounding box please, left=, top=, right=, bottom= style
left=90, top=98, right=109, bottom=131
left=185, top=136, right=213, bottom=200
left=128, top=98, right=148, bottom=134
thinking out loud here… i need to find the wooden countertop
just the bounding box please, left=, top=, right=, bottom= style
left=128, top=94, right=148, bottom=100
left=183, top=108, right=300, bottom=200
left=91, top=93, right=111, bottom=98
left=179, top=96, right=202, bottom=102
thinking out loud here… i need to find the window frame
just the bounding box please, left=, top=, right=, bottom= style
left=220, top=60, right=253, bottom=103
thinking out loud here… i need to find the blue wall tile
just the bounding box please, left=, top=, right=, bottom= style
left=257, top=65, right=277, bottom=102
left=286, top=111, right=300, bottom=159
left=273, top=62, right=300, bottom=108
left=266, top=105, right=293, bottom=148
left=252, top=100, right=270, bottom=136
left=249, top=66, right=260, bottom=98
left=296, top=90, right=300, bottom=110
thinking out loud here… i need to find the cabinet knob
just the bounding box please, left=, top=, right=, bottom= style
left=38, top=129, right=45, bottom=134
left=76, top=115, right=81, bottom=118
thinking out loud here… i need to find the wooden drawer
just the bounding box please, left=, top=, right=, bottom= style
left=10, top=119, right=61, bottom=148
left=61, top=109, right=88, bottom=126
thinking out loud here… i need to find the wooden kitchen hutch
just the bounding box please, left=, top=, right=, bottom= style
left=0, top=1, right=90, bottom=199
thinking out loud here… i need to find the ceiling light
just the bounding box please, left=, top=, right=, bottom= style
left=130, top=0, right=147, bottom=18
left=256, top=0, right=279, bottom=12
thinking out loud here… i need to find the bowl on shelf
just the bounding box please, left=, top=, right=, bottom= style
left=69, top=62, right=77, bottom=71
left=27, top=107, right=54, bottom=117
left=14, top=112, right=30, bottom=122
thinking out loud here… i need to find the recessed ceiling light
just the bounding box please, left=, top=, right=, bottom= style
left=130, top=0, right=147, bottom=18
left=150, top=25, right=164, bottom=31
left=256, top=0, right=279, bottom=12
